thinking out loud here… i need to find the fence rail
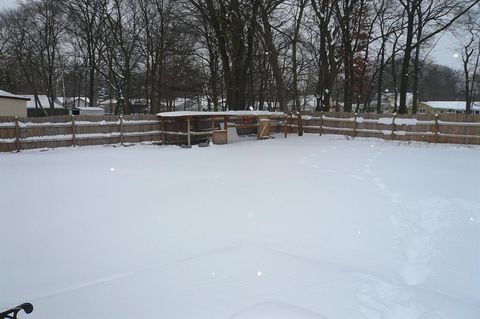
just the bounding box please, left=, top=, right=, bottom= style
left=1, top=112, right=479, bottom=152
left=288, top=112, right=480, bottom=145
left=0, top=114, right=162, bottom=152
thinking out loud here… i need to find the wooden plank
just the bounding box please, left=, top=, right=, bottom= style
left=71, top=115, right=76, bottom=147
left=119, top=114, right=124, bottom=145
left=319, top=111, right=324, bottom=135
left=224, top=116, right=228, bottom=144
left=353, top=113, right=358, bottom=138
left=161, top=117, right=165, bottom=145
left=187, top=116, right=191, bottom=147
left=14, top=116, right=20, bottom=152
left=391, top=113, right=396, bottom=140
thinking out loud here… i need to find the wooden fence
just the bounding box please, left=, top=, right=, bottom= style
left=288, top=112, right=480, bottom=145
left=0, top=114, right=162, bottom=152
left=1, top=112, right=479, bottom=152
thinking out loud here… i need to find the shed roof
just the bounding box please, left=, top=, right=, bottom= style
left=75, top=107, right=104, bottom=111
left=21, top=95, right=64, bottom=109
left=157, top=111, right=285, bottom=118
left=0, top=90, right=31, bottom=101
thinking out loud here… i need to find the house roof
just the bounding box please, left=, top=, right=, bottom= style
left=423, top=101, right=480, bottom=111
left=0, top=90, right=31, bottom=101
left=21, top=95, right=64, bottom=109
left=75, top=106, right=104, bottom=111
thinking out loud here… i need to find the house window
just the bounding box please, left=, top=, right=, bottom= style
left=419, top=108, right=426, bottom=114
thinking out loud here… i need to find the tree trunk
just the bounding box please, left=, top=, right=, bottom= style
left=260, top=5, right=287, bottom=112
left=398, top=2, right=417, bottom=114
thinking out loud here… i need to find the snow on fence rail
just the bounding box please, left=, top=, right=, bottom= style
left=289, top=112, right=480, bottom=145
left=0, top=112, right=479, bottom=152
left=0, top=114, right=163, bottom=152
left=0, top=113, right=277, bottom=152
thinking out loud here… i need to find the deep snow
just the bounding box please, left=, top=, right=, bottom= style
left=1, top=135, right=479, bottom=319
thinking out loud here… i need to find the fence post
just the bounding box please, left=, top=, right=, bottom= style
left=161, top=117, right=165, bottom=145
left=211, top=116, right=215, bottom=144
left=119, top=113, right=124, bottom=146
left=284, top=114, right=288, bottom=138
left=353, top=113, right=358, bottom=138
left=297, top=112, right=304, bottom=136
left=434, top=113, right=439, bottom=143
left=71, top=114, right=76, bottom=147
left=289, top=113, right=293, bottom=133
left=391, top=112, right=397, bottom=140
left=224, top=116, right=228, bottom=144
left=319, top=111, right=323, bottom=136
left=14, top=116, right=20, bottom=152
left=187, top=116, right=191, bottom=147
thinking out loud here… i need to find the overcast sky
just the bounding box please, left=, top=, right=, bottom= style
left=0, top=0, right=463, bottom=70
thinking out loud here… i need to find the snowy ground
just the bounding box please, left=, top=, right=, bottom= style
left=1, top=135, right=479, bottom=319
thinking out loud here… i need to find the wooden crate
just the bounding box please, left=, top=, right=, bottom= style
left=212, top=130, right=227, bottom=144
left=257, top=118, right=271, bottom=139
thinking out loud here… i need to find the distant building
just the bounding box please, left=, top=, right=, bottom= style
left=72, top=106, right=105, bottom=116
left=418, top=101, right=480, bottom=115
left=22, top=95, right=64, bottom=109
left=61, top=97, right=90, bottom=109
left=0, top=90, right=29, bottom=117
left=21, top=95, right=68, bottom=117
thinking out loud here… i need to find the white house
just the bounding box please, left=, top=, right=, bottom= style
left=72, top=106, right=105, bottom=116
left=0, top=90, right=30, bottom=117
left=22, top=95, right=64, bottom=109
left=418, top=101, right=480, bottom=115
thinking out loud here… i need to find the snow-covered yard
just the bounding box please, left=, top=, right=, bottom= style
left=1, top=135, right=479, bottom=319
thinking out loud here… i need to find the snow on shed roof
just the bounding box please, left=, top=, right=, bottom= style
left=423, top=101, right=480, bottom=111
left=157, top=111, right=285, bottom=117
left=75, top=107, right=104, bottom=111
left=21, top=95, right=64, bottom=109
left=0, top=90, right=30, bottom=101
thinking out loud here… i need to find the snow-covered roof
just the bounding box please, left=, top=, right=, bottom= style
left=75, top=107, right=104, bottom=111
left=21, top=95, right=64, bottom=109
left=0, top=90, right=30, bottom=101
left=423, top=101, right=480, bottom=111
left=157, top=111, right=286, bottom=117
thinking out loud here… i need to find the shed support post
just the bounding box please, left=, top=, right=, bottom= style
left=434, top=114, right=439, bottom=143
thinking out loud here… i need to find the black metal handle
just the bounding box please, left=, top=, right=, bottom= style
left=1, top=303, right=33, bottom=319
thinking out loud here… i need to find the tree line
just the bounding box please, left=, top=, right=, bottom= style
left=0, top=0, right=479, bottom=114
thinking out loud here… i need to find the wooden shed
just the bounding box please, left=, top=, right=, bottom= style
left=0, top=90, right=30, bottom=117
left=157, top=111, right=287, bottom=146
